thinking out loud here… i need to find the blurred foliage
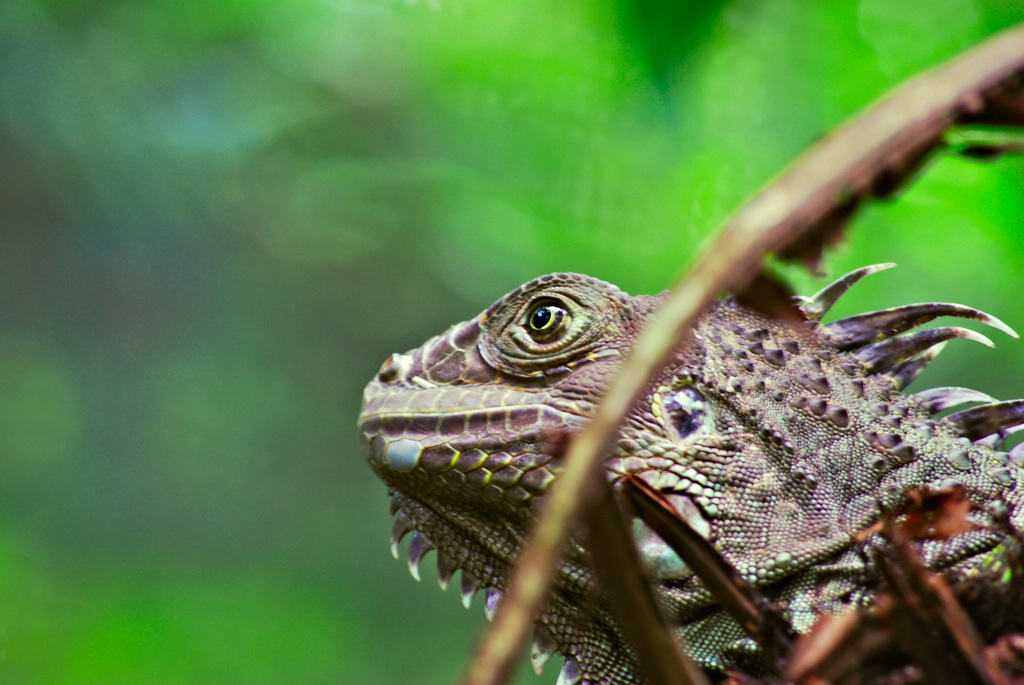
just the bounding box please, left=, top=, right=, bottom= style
left=1, top=0, right=1024, bottom=683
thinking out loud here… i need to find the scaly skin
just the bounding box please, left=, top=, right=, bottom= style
left=358, top=268, right=1024, bottom=684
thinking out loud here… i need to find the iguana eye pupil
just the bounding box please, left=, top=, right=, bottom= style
left=525, top=301, right=570, bottom=342
left=530, top=306, right=553, bottom=329
left=663, top=387, right=708, bottom=439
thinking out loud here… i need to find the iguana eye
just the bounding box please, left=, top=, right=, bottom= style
left=478, top=275, right=617, bottom=378
left=524, top=300, right=571, bottom=343
left=663, top=387, right=709, bottom=439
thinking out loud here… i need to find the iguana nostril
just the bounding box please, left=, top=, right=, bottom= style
left=378, top=353, right=406, bottom=382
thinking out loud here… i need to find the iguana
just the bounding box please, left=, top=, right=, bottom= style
left=358, top=265, right=1024, bottom=684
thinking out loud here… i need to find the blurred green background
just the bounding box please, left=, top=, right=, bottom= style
left=2, top=0, right=1024, bottom=683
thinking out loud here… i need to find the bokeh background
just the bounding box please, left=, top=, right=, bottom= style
left=3, top=0, right=1024, bottom=683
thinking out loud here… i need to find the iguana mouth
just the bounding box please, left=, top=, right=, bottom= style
left=359, top=383, right=583, bottom=505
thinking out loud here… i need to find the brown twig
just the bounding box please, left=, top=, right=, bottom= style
left=623, top=477, right=794, bottom=667
left=585, top=478, right=711, bottom=685
left=786, top=488, right=999, bottom=685
left=876, top=513, right=1006, bottom=685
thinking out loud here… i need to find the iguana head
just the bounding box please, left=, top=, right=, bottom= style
left=358, top=267, right=1023, bottom=683
left=359, top=273, right=660, bottom=682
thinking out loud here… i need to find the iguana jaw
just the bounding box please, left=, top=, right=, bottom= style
left=358, top=276, right=645, bottom=540
left=357, top=321, right=584, bottom=597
